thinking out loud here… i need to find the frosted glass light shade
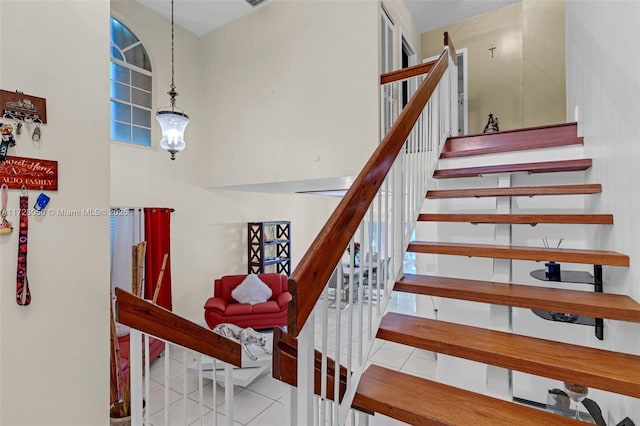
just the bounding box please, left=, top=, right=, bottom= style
left=156, top=110, right=189, bottom=160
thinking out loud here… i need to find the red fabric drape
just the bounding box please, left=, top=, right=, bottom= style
left=144, top=208, right=172, bottom=310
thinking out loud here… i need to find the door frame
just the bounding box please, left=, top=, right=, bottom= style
left=399, top=29, right=418, bottom=111
left=425, top=47, right=468, bottom=135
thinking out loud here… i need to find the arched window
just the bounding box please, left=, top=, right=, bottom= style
left=110, top=17, right=152, bottom=146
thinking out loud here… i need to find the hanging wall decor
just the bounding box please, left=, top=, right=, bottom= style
left=1, top=89, right=47, bottom=143
left=0, top=123, right=15, bottom=161
left=0, top=156, right=58, bottom=190
left=0, top=184, right=12, bottom=234
left=0, top=89, right=47, bottom=124
left=16, top=191, right=32, bottom=306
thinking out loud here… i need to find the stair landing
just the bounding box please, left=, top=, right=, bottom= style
left=440, top=122, right=582, bottom=159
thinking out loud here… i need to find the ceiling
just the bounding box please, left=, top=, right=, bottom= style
left=405, top=0, right=521, bottom=33
left=136, top=0, right=267, bottom=37
left=138, top=0, right=521, bottom=195
left=137, top=0, right=520, bottom=38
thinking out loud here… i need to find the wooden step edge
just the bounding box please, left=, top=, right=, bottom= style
left=407, top=241, right=630, bottom=267
left=378, top=313, right=640, bottom=398
left=433, top=159, right=593, bottom=179
left=353, top=365, right=584, bottom=425
left=440, top=137, right=583, bottom=159
left=395, top=274, right=640, bottom=322
left=417, top=213, right=614, bottom=225
left=447, top=122, right=579, bottom=141
left=426, top=184, right=602, bottom=199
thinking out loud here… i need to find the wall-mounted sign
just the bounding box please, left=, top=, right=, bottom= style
left=0, top=89, right=47, bottom=123
left=0, top=156, right=58, bottom=190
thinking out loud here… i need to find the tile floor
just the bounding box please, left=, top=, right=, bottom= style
left=144, top=291, right=436, bottom=426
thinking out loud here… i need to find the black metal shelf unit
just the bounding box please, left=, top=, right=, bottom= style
left=530, top=265, right=604, bottom=340
left=247, top=221, right=291, bottom=275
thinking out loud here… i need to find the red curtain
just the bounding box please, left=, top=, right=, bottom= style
left=144, top=208, right=172, bottom=310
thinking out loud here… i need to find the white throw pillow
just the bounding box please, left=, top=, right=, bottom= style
left=231, top=274, right=273, bottom=305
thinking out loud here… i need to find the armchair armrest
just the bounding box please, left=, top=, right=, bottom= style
left=204, top=297, right=227, bottom=313
left=276, top=291, right=292, bottom=310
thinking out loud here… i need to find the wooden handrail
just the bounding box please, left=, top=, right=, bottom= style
left=115, top=288, right=242, bottom=367
left=287, top=33, right=455, bottom=336
left=380, top=31, right=456, bottom=85
left=380, top=61, right=436, bottom=85
left=444, top=31, right=458, bottom=66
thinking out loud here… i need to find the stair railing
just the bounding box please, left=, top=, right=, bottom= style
left=115, top=288, right=247, bottom=426
left=274, top=33, right=458, bottom=425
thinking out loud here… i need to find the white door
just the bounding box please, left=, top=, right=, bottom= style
left=381, top=9, right=395, bottom=137
left=424, top=48, right=468, bottom=135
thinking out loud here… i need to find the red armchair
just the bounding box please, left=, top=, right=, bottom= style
left=203, top=273, right=291, bottom=330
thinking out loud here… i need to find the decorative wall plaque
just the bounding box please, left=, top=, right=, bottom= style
left=0, top=156, right=58, bottom=190
left=0, top=89, right=47, bottom=123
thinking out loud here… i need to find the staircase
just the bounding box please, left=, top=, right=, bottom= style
left=352, top=123, right=640, bottom=424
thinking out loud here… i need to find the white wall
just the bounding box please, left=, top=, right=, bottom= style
left=200, top=0, right=380, bottom=187
left=110, top=0, right=215, bottom=322
left=0, top=1, right=111, bottom=425
left=566, top=1, right=640, bottom=423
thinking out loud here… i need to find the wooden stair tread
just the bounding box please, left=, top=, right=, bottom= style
left=353, top=364, right=583, bottom=426
left=378, top=313, right=640, bottom=398
left=440, top=137, right=583, bottom=158
left=396, top=274, right=640, bottom=322
left=440, top=122, right=581, bottom=158
left=434, top=159, right=592, bottom=179
left=426, top=184, right=602, bottom=199
left=417, top=213, right=614, bottom=225
left=407, top=241, right=630, bottom=266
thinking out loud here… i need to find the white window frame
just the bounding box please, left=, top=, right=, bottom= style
left=110, top=17, right=153, bottom=147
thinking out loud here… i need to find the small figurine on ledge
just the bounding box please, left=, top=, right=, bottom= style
left=483, top=113, right=499, bottom=133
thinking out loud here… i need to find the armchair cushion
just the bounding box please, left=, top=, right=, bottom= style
left=276, top=291, right=293, bottom=309
left=252, top=300, right=280, bottom=314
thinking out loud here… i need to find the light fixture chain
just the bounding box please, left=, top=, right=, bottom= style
left=171, top=0, right=174, bottom=89
left=157, top=0, right=189, bottom=161
left=168, top=0, right=177, bottom=108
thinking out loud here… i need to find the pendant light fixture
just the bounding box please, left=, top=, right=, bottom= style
left=156, top=0, right=189, bottom=160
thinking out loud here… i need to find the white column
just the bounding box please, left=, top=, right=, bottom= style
left=297, top=312, right=315, bottom=425
left=487, top=174, right=513, bottom=399
left=130, top=329, right=143, bottom=425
